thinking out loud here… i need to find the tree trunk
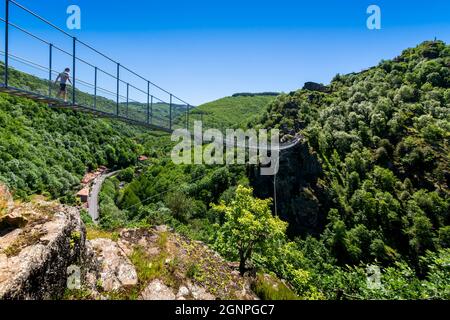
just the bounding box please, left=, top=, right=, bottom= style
left=239, top=251, right=246, bottom=276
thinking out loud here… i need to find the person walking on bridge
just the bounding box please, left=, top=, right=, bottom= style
left=55, top=68, right=72, bottom=102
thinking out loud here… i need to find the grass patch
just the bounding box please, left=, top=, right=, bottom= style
left=186, top=262, right=205, bottom=282
left=63, top=288, right=92, bottom=300
left=130, top=231, right=172, bottom=283
left=110, top=231, right=179, bottom=300
left=2, top=229, right=46, bottom=257
left=86, top=226, right=119, bottom=241
left=130, top=245, right=166, bottom=283
left=252, top=273, right=299, bottom=300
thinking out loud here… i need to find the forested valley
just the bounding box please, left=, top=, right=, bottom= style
left=1, top=41, right=449, bottom=299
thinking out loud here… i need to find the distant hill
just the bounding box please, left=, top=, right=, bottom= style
left=232, top=92, right=280, bottom=97
left=187, top=95, right=277, bottom=130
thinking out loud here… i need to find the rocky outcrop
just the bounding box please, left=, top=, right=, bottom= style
left=302, top=82, right=329, bottom=93
left=82, top=227, right=257, bottom=300
left=250, top=140, right=327, bottom=237
left=0, top=185, right=257, bottom=300
left=139, top=280, right=216, bottom=300
left=140, top=279, right=176, bottom=300
left=0, top=196, right=85, bottom=299
left=85, top=238, right=138, bottom=293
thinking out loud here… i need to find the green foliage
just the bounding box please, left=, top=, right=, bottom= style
left=0, top=93, right=146, bottom=199
left=212, top=185, right=287, bottom=275
left=252, top=273, right=299, bottom=300
left=118, top=167, right=135, bottom=183
left=80, top=209, right=94, bottom=227
left=253, top=41, right=450, bottom=299
left=165, top=192, right=195, bottom=223
left=188, top=95, right=276, bottom=130
left=186, top=263, right=204, bottom=281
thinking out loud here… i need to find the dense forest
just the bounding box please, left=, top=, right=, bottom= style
left=1, top=41, right=449, bottom=299
left=0, top=92, right=172, bottom=200
left=251, top=40, right=450, bottom=298
left=100, top=41, right=450, bottom=299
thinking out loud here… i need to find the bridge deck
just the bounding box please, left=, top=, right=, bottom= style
left=0, top=84, right=173, bottom=133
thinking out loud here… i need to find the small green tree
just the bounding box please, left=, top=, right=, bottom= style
left=118, top=167, right=135, bottom=182
left=213, top=185, right=287, bottom=275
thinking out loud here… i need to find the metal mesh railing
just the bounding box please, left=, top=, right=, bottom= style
left=0, top=0, right=193, bottom=131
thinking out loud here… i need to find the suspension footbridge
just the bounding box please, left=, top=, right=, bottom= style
left=0, top=0, right=304, bottom=151
left=0, top=0, right=191, bottom=132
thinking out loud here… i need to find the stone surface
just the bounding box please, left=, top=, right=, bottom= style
left=187, top=282, right=216, bottom=300
left=88, top=238, right=138, bottom=292
left=177, top=285, right=190, bottom=298
left=0, top=204, right=85, bottom=300
left=140, top=279, right=176, bottom=300
left=0, top=183, right=257, bottom=301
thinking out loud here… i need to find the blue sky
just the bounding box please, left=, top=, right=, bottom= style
left=1, top=0, right=450, bottom=105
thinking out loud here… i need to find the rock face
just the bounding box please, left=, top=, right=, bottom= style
left=0, top=197, right=85, bottom=299
left=86, top=238, right=138, bottom=292
left=0, top=185, right=257, bottom=300
left=250, top=141, right=326, bottom=237
left=302, top=82, right=329, bottom=93
left=140, top=279, right=176, bottom=300
left=83, top=227, right=257, bottom=300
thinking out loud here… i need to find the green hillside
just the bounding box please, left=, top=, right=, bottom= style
left=0, top=63, right=182, bottom=128
left=0, top=91, right=171, bottom=201
left=1, top=40, right=449, bottom=300
left=103, top=41, right=450, bottom=300
left=188, top=94, right=277, bottom=130
left=250, top=40, right=450, bottom=299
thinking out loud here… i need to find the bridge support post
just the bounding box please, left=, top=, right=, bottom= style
left=48, top=43, right=53, bottom=97
left=116, top=63, right=120, bottom=116
left=146, top=81, right=150, bottom=124
left=169, top=94, right=173, bottom=130
left=150, top=95, right=153, bottom=125
left=186, top=104, right=190, bottom=130
left=126, top=83, right=129, bottom=117
left=72, top=37, right=76, bottom=105
left=4, top=0, right=9, bottom=86
left=94, top=67, right=97, bottom=109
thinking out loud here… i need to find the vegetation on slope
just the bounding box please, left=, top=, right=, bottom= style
left=0, top=92, right=172, bottom=200
left=1, top=40, right=449, bottom=300
left=250, top=40, right=450, bottom=298
left=100, top=41, right=450, bottom=300
left=188, top=94, right=277, bottom=130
